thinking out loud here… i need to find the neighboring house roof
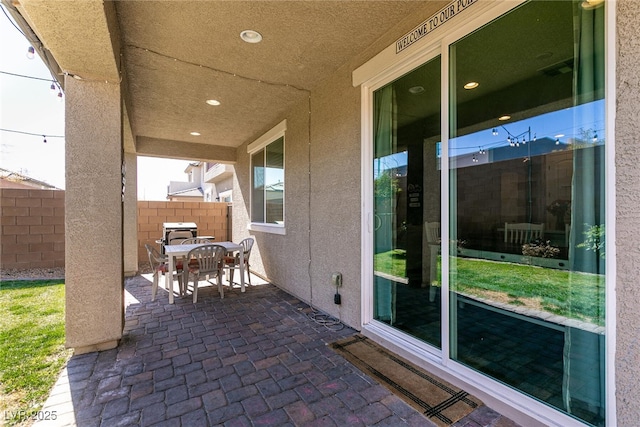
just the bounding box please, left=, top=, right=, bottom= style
left=0, top=168, right=61, bottom=190
left=167, top=187, right=204, bottom=199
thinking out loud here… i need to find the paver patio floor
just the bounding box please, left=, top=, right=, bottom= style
left=34, top=273, right=520, bottom=427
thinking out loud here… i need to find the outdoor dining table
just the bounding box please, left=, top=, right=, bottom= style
left=164, top=241, right=245, bottom=304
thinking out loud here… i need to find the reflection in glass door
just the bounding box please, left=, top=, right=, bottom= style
left=373, top=57, right=442, bottom=348
left=448, top=1, right=605, bottom=426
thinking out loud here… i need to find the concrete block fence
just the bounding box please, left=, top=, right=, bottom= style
left=1, top=189, right=65, bottom=270
left=0, top=188, right=230, bottom=271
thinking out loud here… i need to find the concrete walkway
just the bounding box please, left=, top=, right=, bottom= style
left=35, top=274, right=520, bottom=427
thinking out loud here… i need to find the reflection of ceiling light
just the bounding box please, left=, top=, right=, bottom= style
left=498, top=115, right=511, bottom=121
left=206, top=99, right=221, bottom=106
left=408, top=86, right=425, bottom=94
left=555, top=134, right=565, bottom=138
left=581, top=0, right=604, bottom=10
left=463, top=81, right=479, bottom=90
left=240, top=30, right=262, bottom=43
left=190, top=132, right=201, bottom=136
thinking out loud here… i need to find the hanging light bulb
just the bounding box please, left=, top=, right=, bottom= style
left=507, top=136, right=512, bottom=146
left=472, top=154, right=478, bottom=163
left=26, top=46, right=35, bottom=59
left=50, top=82, right=56, bottom=93
left=593, top=132, right=598, bottom=142
left=533, top=133, right=537, bottom=142
left=492, top=128, right=498, bottom=136
left=43, top=135, right=47, bottom=143
left=57, top=91, right=63, bottom=100
left=555, top=138, right=560, bottom=145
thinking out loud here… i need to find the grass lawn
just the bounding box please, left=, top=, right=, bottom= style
left=0, top=280, right=72, bottom=426
left=374, top=250, right=605, bottom=326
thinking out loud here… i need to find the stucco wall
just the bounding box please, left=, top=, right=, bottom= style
left=615, top=1, right=640, bottom=425
left=231, top=2, right=445, bottom=330
left=0, top=188, right=65, bottom=270
left=137, top=201, right=230, bottom=264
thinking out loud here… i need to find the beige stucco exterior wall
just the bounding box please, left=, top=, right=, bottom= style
left=65, top=77, right=123, bottom=353
left=232, top=3, right=444, bottom=330
left=615, top=1, right=640, bottom=425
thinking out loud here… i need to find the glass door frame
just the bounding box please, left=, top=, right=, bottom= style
left=357, top=1, right=617, bottom=426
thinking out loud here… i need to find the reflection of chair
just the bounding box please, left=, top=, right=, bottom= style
left=145, top=244, right=183, bottom=301
left=504, top=222, right=544, bottom=244
left=184, top=244, right=226, bottom=302
left=424, top=222, right=440, bottom=302
left=224, top=237, right=254, bottom=287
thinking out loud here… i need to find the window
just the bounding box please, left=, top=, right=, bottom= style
left=248, top=120, right=285, bottom=232
left=366, top=1, right=607, bottom=425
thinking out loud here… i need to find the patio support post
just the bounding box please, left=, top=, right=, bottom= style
left=64, top=76, right=124, bottom=354
left=123, top=152, right=138, bottom=277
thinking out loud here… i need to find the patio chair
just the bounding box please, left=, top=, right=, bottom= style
left=145, top=244, right=183, bottom=301
left=179, top=237, right=213, bottom=244
left=223, top=237, right=254, bottom=287
left=184, top=244, right=226, bottom=302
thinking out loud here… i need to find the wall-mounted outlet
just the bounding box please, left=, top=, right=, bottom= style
left=332, top=272, right=342, bottom=287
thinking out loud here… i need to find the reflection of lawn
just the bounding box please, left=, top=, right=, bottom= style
left=374, top=250, right=605, bottom=326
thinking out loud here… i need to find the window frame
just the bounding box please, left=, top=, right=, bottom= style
left=356, top=1, right=616, bottom=426
left=248, top=119, right=286, bottom=235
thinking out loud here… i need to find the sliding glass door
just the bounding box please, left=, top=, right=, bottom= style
left=373, top=56, right=442, bottom=348
left=370, top=1, right=606, bottom=425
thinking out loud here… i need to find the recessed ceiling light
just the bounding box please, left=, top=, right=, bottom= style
left=206, top=99, right=221, bottom=106
left=498, top=115, right=511, bottom=121
left=190, top=132, right=201, bottom=136
left=408, top=86, right=425, bottom=94
left=240, top=30, right=262, bottom=44
left=463, top=81, right=479, bottom=90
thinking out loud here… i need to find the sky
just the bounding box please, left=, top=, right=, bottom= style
left=0, top=5, right=192, bottom=200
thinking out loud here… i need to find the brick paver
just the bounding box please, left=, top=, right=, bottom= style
left=33, top=274, right=520, bottom=426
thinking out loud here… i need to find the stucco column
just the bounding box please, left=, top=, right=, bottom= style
left=64, top=77, right=123, bottom=353
left=123, top=152, right=138, bottom=277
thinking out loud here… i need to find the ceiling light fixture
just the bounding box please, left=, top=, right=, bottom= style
left=408, top=86, right=425, bottom=94
left=463, top=81, right=479, bottom=90
left=498, top=115, right=511, bottom=121
left=240, top=30, right=262, bottom=44
left=190, top=132, right=201, bottom=136
left=206, top=99, right=221, bottom=106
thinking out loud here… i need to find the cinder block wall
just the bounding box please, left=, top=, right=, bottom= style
left=1, top=189, right=65, bottom=269
left=137, top=201, right=230, bottom=264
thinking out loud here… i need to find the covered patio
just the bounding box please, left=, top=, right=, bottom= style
left=33, top=274, right=515, bottom=426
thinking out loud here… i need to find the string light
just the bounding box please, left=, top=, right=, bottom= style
left=0, top=128, right=64, bottom=144
left=26, top=46, right=35, bottom=59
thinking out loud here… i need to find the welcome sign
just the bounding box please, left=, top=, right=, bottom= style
left=396, top=0, right=478, bottom=54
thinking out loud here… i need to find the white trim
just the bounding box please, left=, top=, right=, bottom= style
left=604, top=1, right=617, bottom=426
left=248, top=222, right=286, bottom=235
left=247, top=119, right=287, bottom=154
left=360, top=83, right=374, bottom=327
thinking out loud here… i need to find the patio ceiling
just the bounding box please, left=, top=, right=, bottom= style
left=6, top=0, right=440, bottom=163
